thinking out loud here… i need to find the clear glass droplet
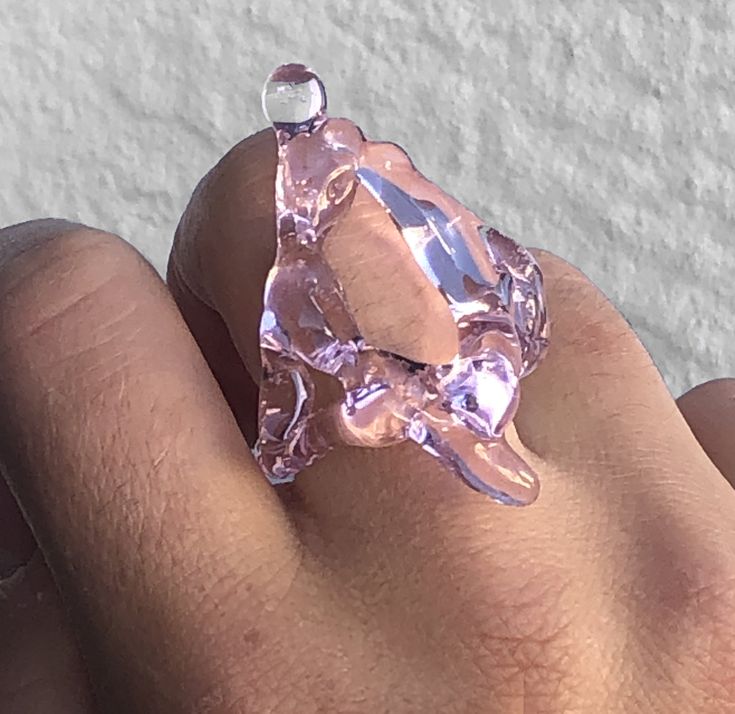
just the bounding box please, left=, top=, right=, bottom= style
left=262, top=63, right=327, bottom=132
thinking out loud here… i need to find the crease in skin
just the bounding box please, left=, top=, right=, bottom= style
left=254, top=63, right=550, bottom=505
left=0, top=558, right=30, bottom=596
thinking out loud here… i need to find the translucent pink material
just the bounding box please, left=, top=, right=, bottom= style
left=254, top=63, right=549, bottom=505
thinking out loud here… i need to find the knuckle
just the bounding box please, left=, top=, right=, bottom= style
left=1, top=220, right=132, bottom=294
left=0, top=221, right=148, bottom=349
left=640, top=539, right=735, bottom=708
left=1, top=218, right=119, bottom=271
left=643, top=521, right=735, bottom=622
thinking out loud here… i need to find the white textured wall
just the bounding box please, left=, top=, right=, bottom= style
left=1, top=1, right=733, bottom=394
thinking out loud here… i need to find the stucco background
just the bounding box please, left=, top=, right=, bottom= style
left=1, top=0, right=732, bottom=395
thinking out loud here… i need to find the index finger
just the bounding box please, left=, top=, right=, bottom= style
left=0, top=219, right=299, bottom=710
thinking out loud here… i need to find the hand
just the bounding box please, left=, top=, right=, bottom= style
left=1, top=129, right=734, bottom=713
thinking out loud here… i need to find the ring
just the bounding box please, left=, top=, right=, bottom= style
left=254, top=63, right=550, bottom=506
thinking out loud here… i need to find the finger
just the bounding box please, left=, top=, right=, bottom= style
left=0, top=219, right=298, bottom=710
left=168, top=126, right=735, bottom=704
left=167, top=259, right=259, bottom=443
left=677, top=378, right=735, bottom=486
left=169, top=129, right=276, bottom=382
left=514, top=250, right=686, bottom=465
left=515, top=252, right=735, bottom=514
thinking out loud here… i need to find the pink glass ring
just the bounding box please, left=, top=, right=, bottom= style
left=254, top=63, right=550, bottom=506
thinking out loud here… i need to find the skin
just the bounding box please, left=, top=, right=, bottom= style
left=0, top=129, right=734, bottom=713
